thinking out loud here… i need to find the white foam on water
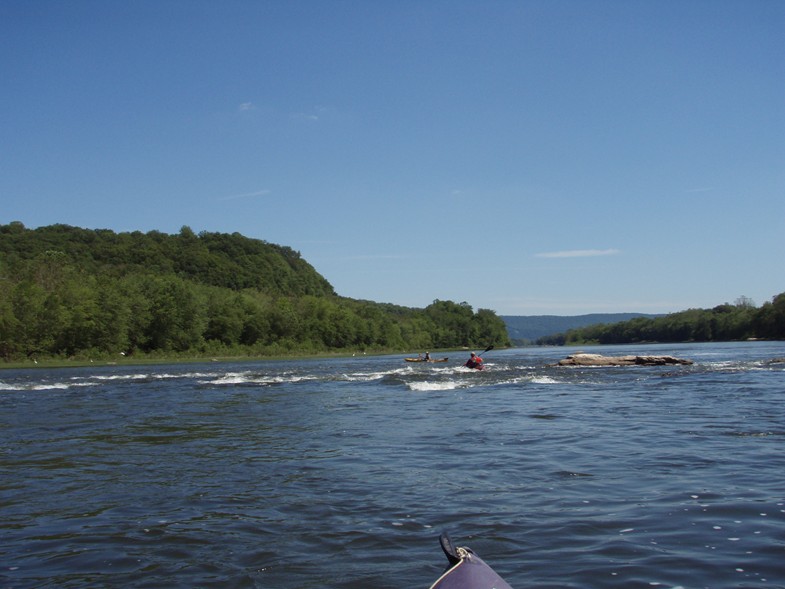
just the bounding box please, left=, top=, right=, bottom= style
left=31, top=383, right=72, bottom=390
left=408, top=381, right=460, bottom=391
left=199, top=371, right=326, bottom=386
left=176, top=372, right=214, bottom=379
left=530, top=376, right=560, bottom=384
left=342, top=368, right=405, bottom=381
left=497, top=374, right=565, bottom=386
left=207, top=373, right=254, bottom=385
left=4, top=380, right=102, bottom=391
left=92, top=373, right=153, bottom=381
left=278, top=374, right=318, bottom=383
left=6, top=371, right=226, bottom=391
left=93, top=372, right=213, bottom=382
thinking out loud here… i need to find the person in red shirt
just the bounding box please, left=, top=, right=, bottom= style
left=465, top=352, right=483, bottom=370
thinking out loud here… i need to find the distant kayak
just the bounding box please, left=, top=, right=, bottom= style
left=404, top=357, right=449, bottom=363
left=429, top=532, right=513, bottom=589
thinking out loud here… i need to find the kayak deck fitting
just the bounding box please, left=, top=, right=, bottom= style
left=429, top=532, right=513, bottom=589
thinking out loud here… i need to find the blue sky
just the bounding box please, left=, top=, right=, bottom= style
left=2, top=0, right=783, bottom=315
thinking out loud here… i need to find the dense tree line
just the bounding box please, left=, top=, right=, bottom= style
left=538, top=295, right=785, bottom=345
left=0, top=223, right=510, bottom=361
left=0, top=222, right=334, bottom=297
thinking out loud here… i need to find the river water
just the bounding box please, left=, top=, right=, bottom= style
left=1, top=342, right=784, bottom=588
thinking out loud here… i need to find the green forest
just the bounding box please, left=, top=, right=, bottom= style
left=537, top=295, right=785, bottom=346
left=0, top=222, right=510, bottom=362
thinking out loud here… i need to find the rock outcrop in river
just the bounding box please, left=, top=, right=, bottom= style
left=557, top=353, right=694, bottom=366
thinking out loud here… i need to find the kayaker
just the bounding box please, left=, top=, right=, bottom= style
left=465, top=352, right=483, bottom=369
left=424, top=352, right=431, bottom=361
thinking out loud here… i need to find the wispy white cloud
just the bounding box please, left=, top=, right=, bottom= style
left=218, top=189, right=271, bottom=201
left=291, top=112, right=319, bottom=121
left=290, top=105, right=335, bottom=122
left=238, top=102, right=255, bottom=111
left=534, top=248, right=620, bottom=259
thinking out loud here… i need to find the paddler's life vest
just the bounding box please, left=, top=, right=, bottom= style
left=465, top=356, right=483, bottom=369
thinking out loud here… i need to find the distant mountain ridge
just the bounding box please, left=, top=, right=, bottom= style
left=502, top=313, right=662, bottom=343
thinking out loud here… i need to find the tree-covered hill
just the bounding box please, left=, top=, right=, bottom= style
left=0, top=222, right=510, bottom=361
left=537, top=295, right=785, bottom=345
left=0, top=222, right=334, bottom=297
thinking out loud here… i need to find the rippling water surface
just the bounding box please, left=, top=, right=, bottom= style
left=2, top=342, right=784, bottom=588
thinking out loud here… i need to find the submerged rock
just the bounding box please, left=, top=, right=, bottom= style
left=557, top=353, right=693, bottom=367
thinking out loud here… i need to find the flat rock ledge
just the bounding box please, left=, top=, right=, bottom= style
left=557, top=353, right=694, bottom=367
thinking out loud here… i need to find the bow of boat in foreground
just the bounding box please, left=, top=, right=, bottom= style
left=428, top=532, right=513, bottom=589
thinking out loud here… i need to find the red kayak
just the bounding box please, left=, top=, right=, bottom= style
left=429, top=533, right=513, bottom=589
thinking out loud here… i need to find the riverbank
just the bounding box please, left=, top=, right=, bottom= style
left=0, top=348, right=463, bottom=370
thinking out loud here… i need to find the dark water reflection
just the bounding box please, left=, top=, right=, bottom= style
left=2, top=342, right=784, bottom=588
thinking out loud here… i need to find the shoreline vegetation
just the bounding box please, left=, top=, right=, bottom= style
left=2, top=223, right=781, bottom=368
left=536, top=293, right=784, bottom=346
left=0, top=223, right=510, bottom=365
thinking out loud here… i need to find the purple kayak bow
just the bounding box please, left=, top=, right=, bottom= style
left=429, top=532, right=513, bottom=589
